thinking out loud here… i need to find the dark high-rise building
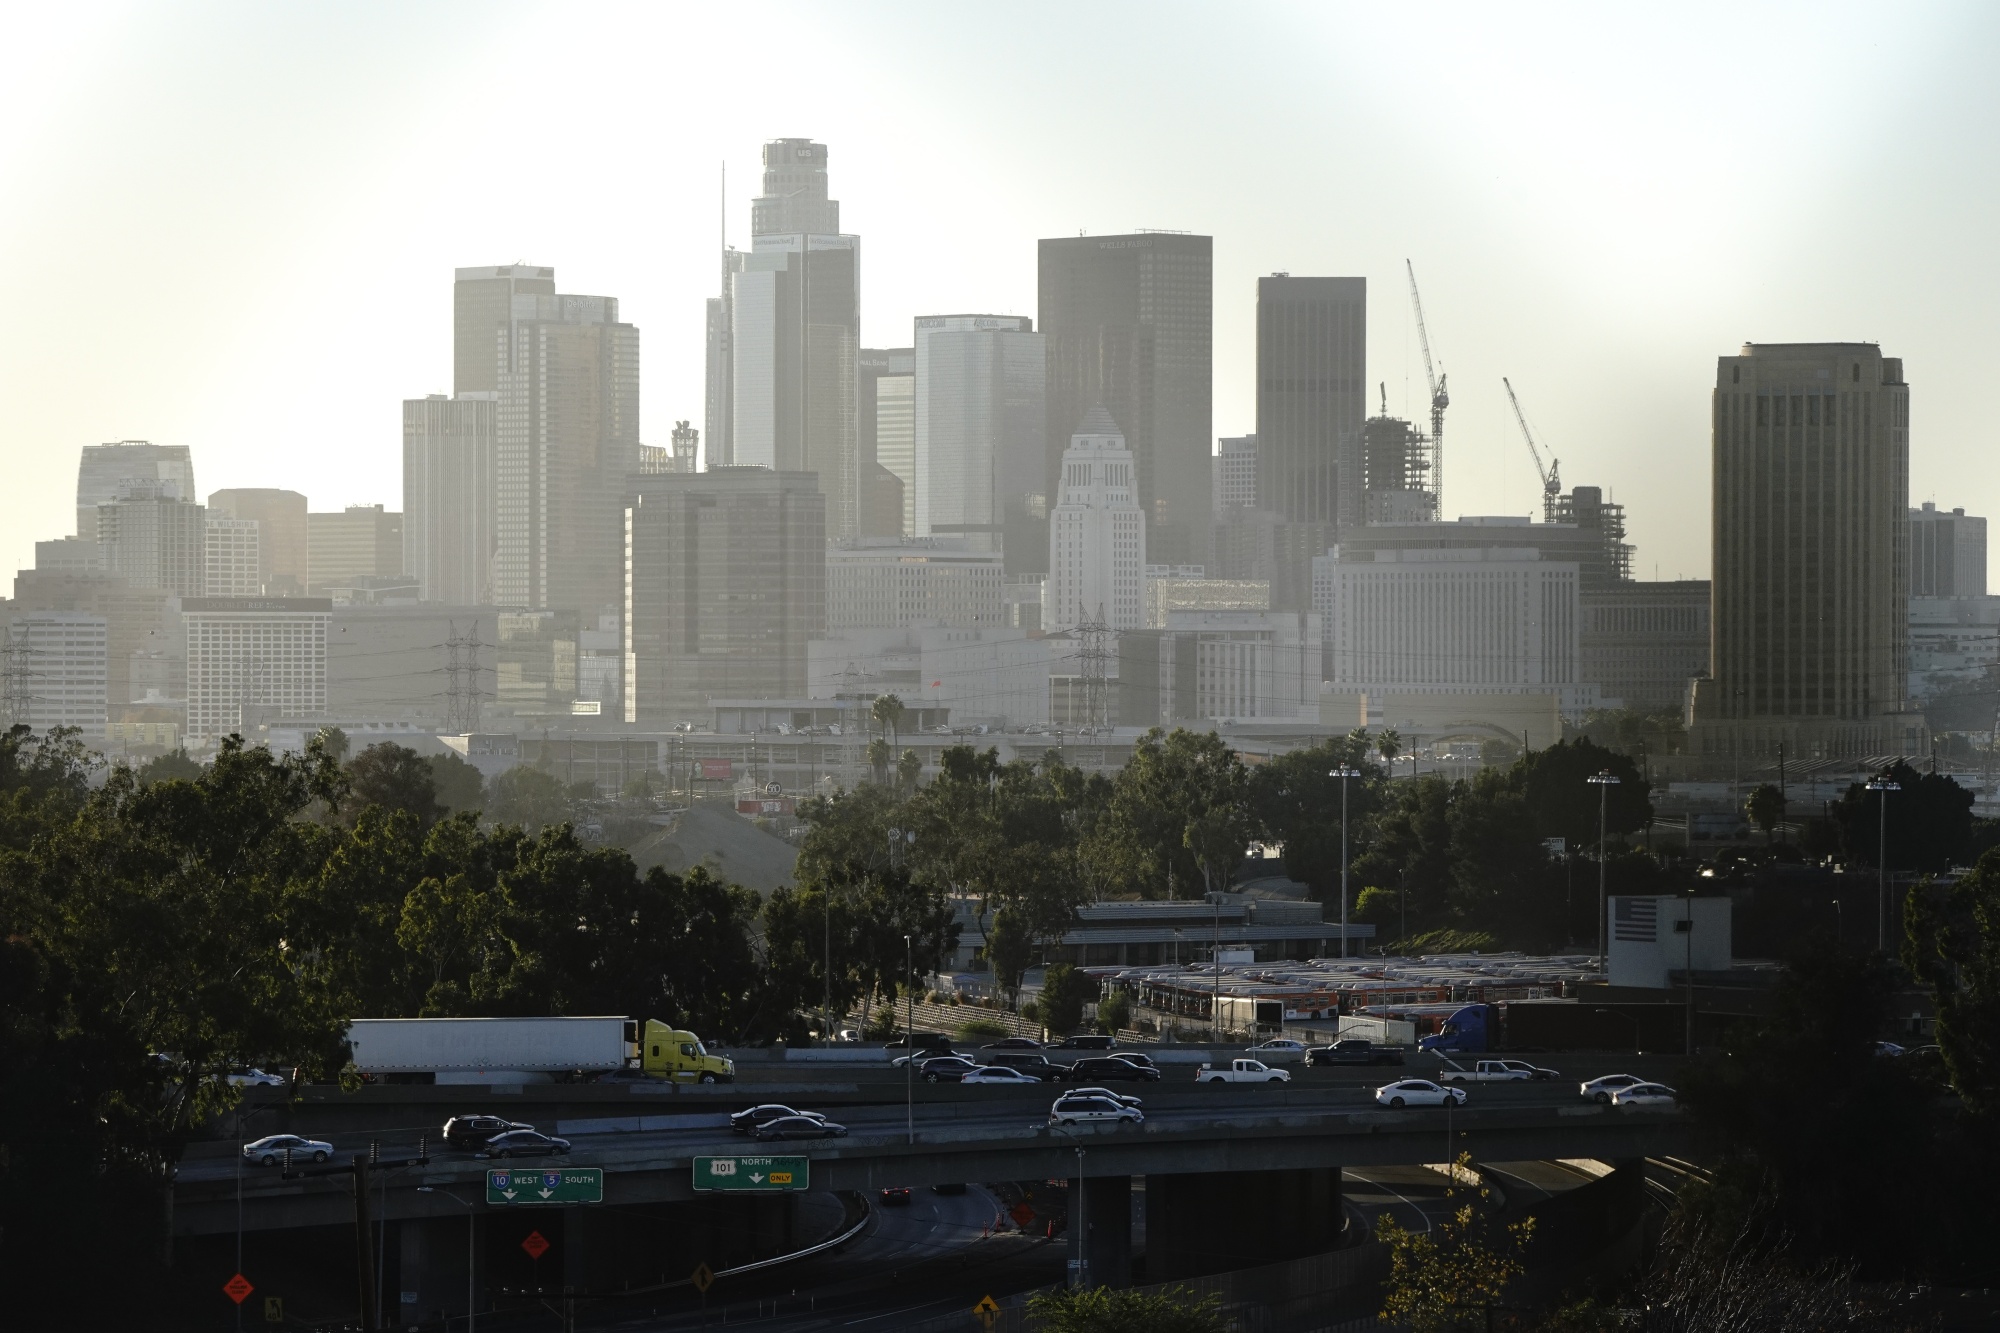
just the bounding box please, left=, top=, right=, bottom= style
left=454, top=265, right=556, bottom=397
left=1256, top=276, right=1366, bottom=531
left=1691, top=342, right=1923, bottom=759
left=622, top=468, right=825, bottom=723
left=1039, top=232, right=1212, bottom=569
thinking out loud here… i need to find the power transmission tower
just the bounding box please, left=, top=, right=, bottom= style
left=0, top=635, right=35, bottom=727
left=443, top=621, right=488, bottom=734
left=1075, top=603, right=1114, bottom=732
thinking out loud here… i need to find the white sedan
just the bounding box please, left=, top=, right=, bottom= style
left=1048, top=1095, right=1143, bottom=1127
left=227, top=1067, right=288, bottom=1088
left=1610, top=1082, right=1677, bottom=1108
left=1579, top=1074, right=1646, bottom=1105
left=1245, top=1039, right=1309, bottom=1064
left=1374, top=1078, right=1468, bottom=1108
left=243, top=1134, right=333, bottom=1166
left=962, top=1065, right=1041, bottom=1085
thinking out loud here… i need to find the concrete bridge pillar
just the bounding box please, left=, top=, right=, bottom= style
left=398, top=1214, right=476, bottom=1330
left=1068, top=1174, right=1133, bottom=1288
left=1144, top=1166, right=1342, bottom=1281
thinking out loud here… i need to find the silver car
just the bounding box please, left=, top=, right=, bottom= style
left=243, top=1134, right=332, bottom=1166
left=1048, top=1095, right=1143, bottom=1127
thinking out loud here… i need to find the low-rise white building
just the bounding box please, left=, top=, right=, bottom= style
left=1120, top=610, right=1322, bottom=726
left=808, top=625, right=1062, bottom=727
left=183, top=597, right=330, bottom=743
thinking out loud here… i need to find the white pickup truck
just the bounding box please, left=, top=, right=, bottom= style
left=1435, top=1057, right=1560, bottom=1084
left=1196, top=1058, right=1292, bottom=1085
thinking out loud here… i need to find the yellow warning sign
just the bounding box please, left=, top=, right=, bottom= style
left=691, top=1262, right=716, bottom=1294
left=974, top=1294, right=1000, bottom=1330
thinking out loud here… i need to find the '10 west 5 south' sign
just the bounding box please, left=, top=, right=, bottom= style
left=486, top=1168, right=604, bottom=1205
left=693, top=1157, right=810, bottom=1191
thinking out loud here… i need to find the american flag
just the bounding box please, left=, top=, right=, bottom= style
left=1613, top=897, right=1658, bottom=943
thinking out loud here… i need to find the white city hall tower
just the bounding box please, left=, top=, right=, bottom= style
left=1045, top=406, right=1146, bottom=631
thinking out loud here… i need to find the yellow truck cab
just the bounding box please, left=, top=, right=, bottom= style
left=640, top=1020, right=735, bottom=1083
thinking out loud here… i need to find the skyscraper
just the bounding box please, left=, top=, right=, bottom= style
left=732, top=140, right=861, bottom=539
left=98, top=481, right=205, bottom=596
left=403, top=394, right=497, bottom=605
left=913, top=315, right=1045, bottom=571
left=1256, top=276, right=1367, bottom=531
left=705, top=248, right=745, bottom=467
left=209, top=489, right=309, bottom=594
left=1039, top=233, right=1212, bottom=568
left=860, top=347, right=915, bottom=536
left=1045, top=407, right=1147, bottom=631
left=76, top=442, right=195, bottom=542
left=1691, top=342, right=1923, bottom=759
left=622, top=468, right=826, bottom=723
left=454, top=265, right=556, bottom=396
left=495, top=292, right=641, bottom=618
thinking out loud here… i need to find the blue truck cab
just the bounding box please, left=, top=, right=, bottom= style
left=1418, top=1003, right=1498, bottom=1053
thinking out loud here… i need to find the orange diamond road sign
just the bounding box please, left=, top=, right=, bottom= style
left=690, top=1261, right=716, bottom=1294
left=1009, top=1202, right=1035, bottom=1227
left=223, top=1274, right=255, bottom=1305
left=520, top=1230, right=550, bottom=1260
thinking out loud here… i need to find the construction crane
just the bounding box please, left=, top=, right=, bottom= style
left=1405, top=260, right=1448, bottom=519
left=1502, top=376, right=1561, bottom=522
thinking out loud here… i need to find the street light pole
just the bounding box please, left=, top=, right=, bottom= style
left=1865, top=776, right=1901, bottom=953
left=1050, top=1123, right=1088, bottom=1289
left=1330, top=767, right=1361, bottom=959
left=904, top=933, right=915, bottom=1146
left=1587, top=771, right=1621, bottom=973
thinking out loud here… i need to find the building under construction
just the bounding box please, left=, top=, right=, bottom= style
left=1361, top=401, right=1438, bottom=524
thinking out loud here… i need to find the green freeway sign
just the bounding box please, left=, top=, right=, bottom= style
left=693, top=1156, right=810, bottom=1192
left=486, top=1167, right=604, bottom=1205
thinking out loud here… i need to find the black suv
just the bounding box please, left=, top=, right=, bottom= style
left=443, top=1114, right=532, bottom=1148
left=1049, top=1034, right=1116, bottom=1051
left=1069, top=1056, right=1160, bottom=1083
left=988, top=1053, right=1074, bottom=1080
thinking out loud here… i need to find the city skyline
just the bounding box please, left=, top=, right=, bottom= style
left=5, top=4, right=1998, bottom=584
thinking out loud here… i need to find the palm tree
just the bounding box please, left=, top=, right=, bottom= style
left=871, top=693, right=907, bottom=750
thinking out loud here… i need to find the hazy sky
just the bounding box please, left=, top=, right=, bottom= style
left=4, top=2, right=1997, bottom=585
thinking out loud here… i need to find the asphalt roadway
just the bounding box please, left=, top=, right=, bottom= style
left=187, top=1050, right=1690, bottom=1186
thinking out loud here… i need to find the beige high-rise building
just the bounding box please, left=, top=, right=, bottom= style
left=403, top=394, right=497, bottom=605
left=495, top=293, right=640, bottom=618
left=1690, top=342, right=1924, bottom=759
left=209, top=489, right=309, bottom=593
left=454, top=265, right=556, bottom=396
